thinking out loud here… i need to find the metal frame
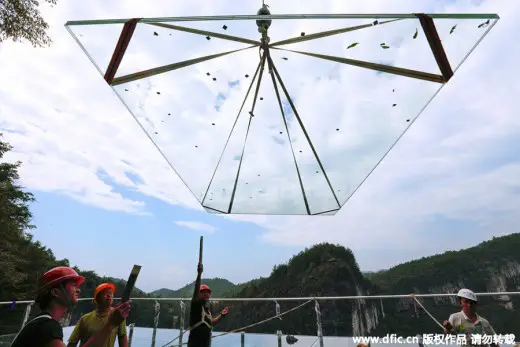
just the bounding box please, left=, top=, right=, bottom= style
left=65, top=13, right=499, bottom=26
left=104, top=18, right=140, bottom=84
left=415, top=14, right=453, bottom=82
left=64, top=12, right=499, bottom=215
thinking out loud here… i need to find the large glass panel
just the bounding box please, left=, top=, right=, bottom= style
left=65, top=14, right=498, bottom=215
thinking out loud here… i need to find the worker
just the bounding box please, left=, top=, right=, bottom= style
left=187, top=263, right=230, bottom=347
left=67, top=283, right=128, bottom=347
left=442, top=288, right=498, bottom=347
left=10, top=266, right=130, bottom=347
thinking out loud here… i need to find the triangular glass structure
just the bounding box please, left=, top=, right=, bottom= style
left=65, top=12, right=498, bottom=215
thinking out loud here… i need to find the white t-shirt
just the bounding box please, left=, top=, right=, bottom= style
left=448, top=310, right=497, bottom=346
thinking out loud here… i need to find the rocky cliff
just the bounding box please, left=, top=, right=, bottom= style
left=216, top=234, right=520, bottom=337
left=370, top=234, right=520, bottom=337
left=215, top=243, right=376, bottom=337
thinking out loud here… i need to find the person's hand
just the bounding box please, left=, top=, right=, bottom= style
left=221, top=307, right=230, bottom=316
left=108, top=301, right=131, bottom=327
left=442, top=320, right=452, bottom=332
left=197, top=263, right=203, bottom=274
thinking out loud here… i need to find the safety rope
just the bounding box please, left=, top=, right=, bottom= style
left=409, top=294, right=444, bottom=330
left=212, top=299, right=313, bottom=339
left=308, top=337, right=320, bottom=347
left=162, top=299, right=314, bottom=347
left=161, top=320, right=202, bottom=347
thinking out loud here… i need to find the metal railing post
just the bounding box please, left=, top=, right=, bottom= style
left=19, top=303, right=33, bottom=330
left=179, top=301, right=186, bottom=347
left=128, top=323, right=135, bottom=347
left=315, top=300, right=324, bottom=347
left=151, top=300, right=161, bottom=347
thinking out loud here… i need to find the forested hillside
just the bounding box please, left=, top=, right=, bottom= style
left=150, top=278, right=237, bottom=298
left=218, top=234, right=520, bottom=337
left=368, top=234, right=520, bottom=337
left=216, top=243, right=377, bottom=337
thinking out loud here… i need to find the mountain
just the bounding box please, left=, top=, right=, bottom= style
left=216, top=243, right=376, bottom=337
left=150, top=278, right=237, bottom=298
left=368, top=234, right=520, bottom=337
left=149, top=277, right=269, bottom=299
left=213, top=235, right=520, bottom=338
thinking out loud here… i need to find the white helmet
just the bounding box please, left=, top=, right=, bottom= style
left=457, top=288, right=477, bottom=302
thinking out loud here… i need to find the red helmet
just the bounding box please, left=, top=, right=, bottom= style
left=36, top=266, right=85, bottom=301
left=200, top=284, right=211, bottom=293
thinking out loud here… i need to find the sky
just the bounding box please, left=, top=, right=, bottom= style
left=0, top=0, right=519, bottom=293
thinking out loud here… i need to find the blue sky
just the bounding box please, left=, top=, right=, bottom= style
left=1, top=0, right=520, bottom=293
left=29, top=191, right=300, bottom=291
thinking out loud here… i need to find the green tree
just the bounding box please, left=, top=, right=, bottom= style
left=0, top=134, right=36, bottom=300
left=0, top=0, right=58, bottom=47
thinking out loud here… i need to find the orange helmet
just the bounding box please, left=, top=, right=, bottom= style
left=94, top=283, right=115, bottom=302
left=36, top=266, right=85, bottom=301
left=200, top=284, right=211, bottom=293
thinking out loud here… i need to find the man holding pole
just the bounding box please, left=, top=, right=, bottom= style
left=67, top=283, right=128, bottom=347
left=187, top=237, right=230, bottom=347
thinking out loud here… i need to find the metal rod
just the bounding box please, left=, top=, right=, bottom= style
left=110, top=46, right=254, bottom=86
left=269, top=55, right=341, bottom=209
left=267, top=52, right=311, bottom=214
left=227, top=50, right=267, bottom=214
left=269, top=19, right=401, bottom=47
left=3, top=291, right=516, bottom=305
left=315, top=301, right=324, bottom=347
left=179, top=301, right=186, bottom=347
left=147, top=22, right=260, bottom=46
left=19, top=303, right=33, bottom=331
left=272, top=47, right=445, bottom=84
left=200, top=59, right=263, bottom=208
left=65, top=13, right=499, bottom=26
left=151, top=300, right=160, bottom=347
left=128, top=323, right=135, bottom=347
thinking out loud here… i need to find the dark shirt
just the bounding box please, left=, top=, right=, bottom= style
left=10, top=313, right=63, bottom=347
left=187, top=299, right=212, bottom=347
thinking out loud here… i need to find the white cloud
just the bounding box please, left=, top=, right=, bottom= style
left=0, top=0, right=519, bottom=285
left=174, top=221, right=217, bottom=234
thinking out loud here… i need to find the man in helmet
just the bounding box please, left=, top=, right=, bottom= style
left=67, top=283, right=128, bottom=347
left=187, top=263, right=230, bottom=347
left=442, top=288, right=498, bottom=347
left=10, top=266, right=131, bottom=347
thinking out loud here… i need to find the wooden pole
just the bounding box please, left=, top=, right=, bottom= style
left=199, top=236, right=203, bottom=265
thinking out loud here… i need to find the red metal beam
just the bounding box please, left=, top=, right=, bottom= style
left=104, top=18, right=141, bottom=85
left=415, top=13, right=453, bottom=83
